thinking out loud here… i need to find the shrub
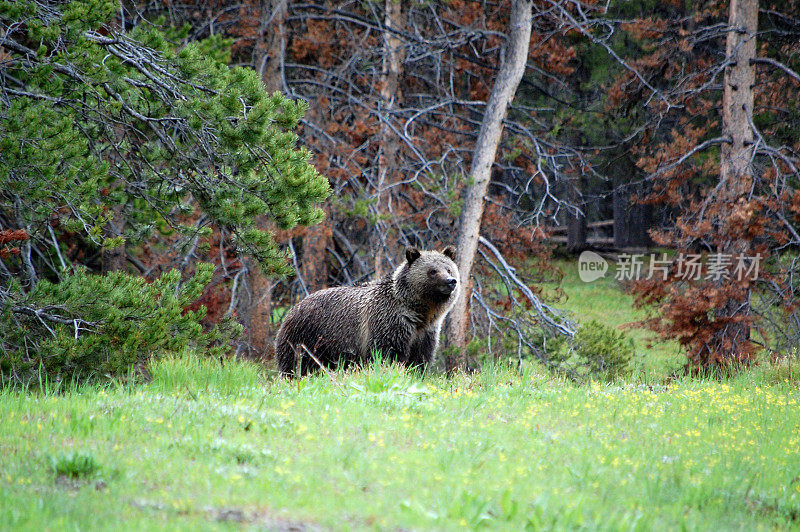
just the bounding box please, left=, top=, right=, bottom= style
left=573, top=320, right=635, bottom=380
left=0, top=263, right=240, bottom=385
left=50, top=452, right=100, bottom=479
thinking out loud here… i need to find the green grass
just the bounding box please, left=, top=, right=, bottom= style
left=546, top=259, right=684, bottom=378
left=2, top=260, right=796, bottom=529
left=49, top=451, right=101, bottom=479
left=2, top=355, right=799, bottom=530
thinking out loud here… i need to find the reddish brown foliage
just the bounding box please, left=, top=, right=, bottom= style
left=0, top=229, right=29, bottom=259
left=621, top=2, right=800, bottom=367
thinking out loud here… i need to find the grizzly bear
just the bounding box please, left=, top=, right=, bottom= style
left=275, top=246, right=460, bottom=377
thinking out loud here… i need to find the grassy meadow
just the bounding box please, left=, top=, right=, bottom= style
left=545, top=259, right=684, bottom=378
left=2, top=261, right=799, bottom=530
left=2, top=357, right=799, bottom=530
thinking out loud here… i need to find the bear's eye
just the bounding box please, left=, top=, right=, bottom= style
left=427, top=268, right=437, bottom=276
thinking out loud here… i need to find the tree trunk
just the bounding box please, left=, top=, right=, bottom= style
left=444, top=0, right=532, bottom=371
left=237, top=257, right=274, bottom=359
left=253, top=0, right=288, bottom=94
left=714, top=0, right=757, bottom=361
left=614, top=184, right=653, bottom=249
left=566, top=212, right=587, bottom=253
left=612, top=185, right=629, bottom=248
left=298, top=222, right=331, bottom=293
left=372, top=0, right=405, bottom=278
left=628, top=202, right=653, bottom=248
left=237, top=0, right=288, bottom=358
left=566, top=178, right=586, bottom=253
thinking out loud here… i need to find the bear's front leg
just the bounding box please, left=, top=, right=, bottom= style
left=406, top=328, right=438, bottom=370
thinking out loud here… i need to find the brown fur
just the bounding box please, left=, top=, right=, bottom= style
left=275, top=246, right=460, bottom=377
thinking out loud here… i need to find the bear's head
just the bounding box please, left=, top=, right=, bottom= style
left=395, top=246, right=460, bottom=308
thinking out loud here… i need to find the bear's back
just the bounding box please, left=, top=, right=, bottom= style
left=276, top=285, right=371, bottom=368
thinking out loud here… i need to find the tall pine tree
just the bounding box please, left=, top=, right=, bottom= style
left=0, top=0, right=330, bottom=382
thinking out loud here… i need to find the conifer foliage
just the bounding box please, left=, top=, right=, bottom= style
left=612, top=1, right=800, bottom=367
left=2, top=264, right=237, bottom=383
left=0, top=0, right=329, bottom=383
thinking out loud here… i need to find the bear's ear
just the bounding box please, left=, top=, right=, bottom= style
left=441, top=245, right=456, bottom=261
left=405, top=247, right=421, bottom=264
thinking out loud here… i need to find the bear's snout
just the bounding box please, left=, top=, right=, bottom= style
left=441, top=277, right=458, bottom=294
